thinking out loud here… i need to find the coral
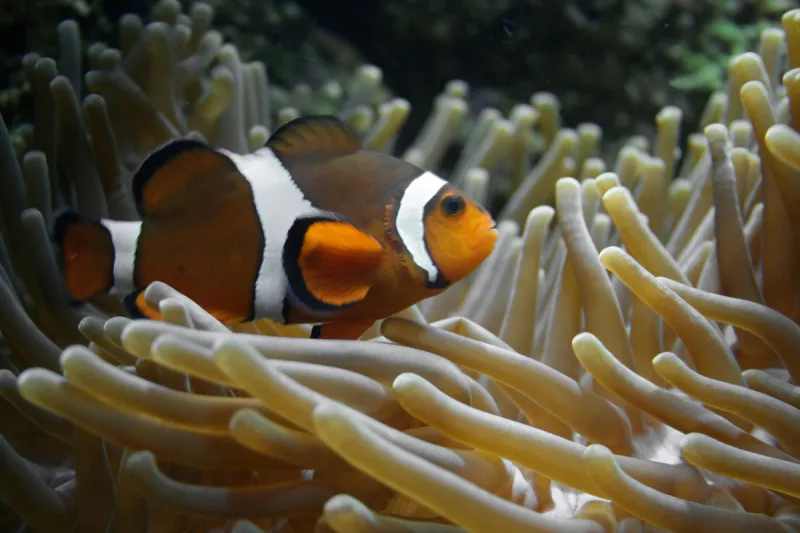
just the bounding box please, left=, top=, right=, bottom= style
left=667, top=5, right=781, bottom=94
left=2, top=1, right=800, bottom=532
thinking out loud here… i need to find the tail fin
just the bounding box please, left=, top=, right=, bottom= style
left=53, top=212, right=115, bottom=303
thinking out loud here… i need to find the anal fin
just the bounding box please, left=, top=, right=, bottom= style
left=206, top=309, right=249, bottom=324
left=124, top=288, right=248, bottom=324
left=123, top=289, right=163, bottom=321
left=310, top=319, right=374, bottom=340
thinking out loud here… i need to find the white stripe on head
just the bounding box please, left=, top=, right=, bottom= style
left=221, top=147, right=321, bottom=322
left=395, top=171, right=448, bottom=283
left=100, top=219, right=141, bottom=295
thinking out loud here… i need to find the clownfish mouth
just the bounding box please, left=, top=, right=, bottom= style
left=468, top=217, right=498, bottom=249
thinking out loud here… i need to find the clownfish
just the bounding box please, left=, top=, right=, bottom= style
left=53, top=115, right=497, bottom=340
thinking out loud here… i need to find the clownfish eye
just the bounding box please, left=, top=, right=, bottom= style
left=440, top=195, right=466, bottom=216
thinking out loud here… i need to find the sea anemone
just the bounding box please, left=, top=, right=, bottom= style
left=2, top=1, right=800, bottom=532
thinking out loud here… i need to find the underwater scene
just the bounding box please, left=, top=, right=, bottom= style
left=3, top=0, right=800, bottom=531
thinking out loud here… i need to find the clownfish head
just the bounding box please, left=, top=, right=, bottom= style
left=392, top=171, right=497, bottom=290
left=423, top=188, right=497, bottom=284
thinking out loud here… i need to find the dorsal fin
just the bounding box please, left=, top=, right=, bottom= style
left=266, top=115, right=360, bottom=163
left=132, top=138, right=239, bottom=217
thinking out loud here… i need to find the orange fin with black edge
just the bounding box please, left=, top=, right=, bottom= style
left=124, top=288, right=248, bottom=324
left=284, top=217, right=384, bottom=311
left=123, top=289, right=163, bottom=321
left=132, top=138, right=240, bottom=217
left=53, top=211, right=115, bottom=303
left=266, top=115, right=360, bottom=163
left=202, top=308, right=249, bottom=324
left=310, top=319, right=375, bottom=340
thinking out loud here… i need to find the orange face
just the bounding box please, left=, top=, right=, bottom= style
left=423, top=190, right=497, bottom=284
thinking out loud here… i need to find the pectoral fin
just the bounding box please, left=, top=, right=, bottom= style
left=284, top=217, right=384, bottom=311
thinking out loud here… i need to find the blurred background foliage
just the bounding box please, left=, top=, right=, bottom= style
left=1, top=0, right=796, bottom=156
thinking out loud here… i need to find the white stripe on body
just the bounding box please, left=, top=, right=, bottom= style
left=100, top=219, right=142, bottom=295
left=221, top=147, right=323, bottom=322
left=394, top=171, right=448, bottom=283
